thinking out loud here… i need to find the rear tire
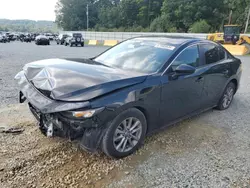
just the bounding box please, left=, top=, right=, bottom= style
left=102, top=108, right=147, bottom=159
left=216, top=82, right=236, bottom=110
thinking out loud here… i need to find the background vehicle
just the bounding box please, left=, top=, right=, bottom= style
left=7, top=33, right=17, bottom=41
left=35, top=35, right=50, bottom=45
left=15, top=37, right=242, bottom=158
left=31, top=33, right=39, bottom=41
left=20, top=34, right=32, bottom=43
left=64, top=33, right=84, bottom=47
left=45, top=33, right=54, bottom=41
left=56, top=34, right=70, bottom=45
left=2, top=35, right=10, bottom=43
left=0, top=35, right=4, bottom=43
left=18, top=34, right=25, bottom=42
left=207, top=25, right=250, bottom=55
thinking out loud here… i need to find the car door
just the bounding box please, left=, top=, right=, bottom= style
left=198, top=43, right=231, bottom=107
left=160, top=44, right=205, bottom=125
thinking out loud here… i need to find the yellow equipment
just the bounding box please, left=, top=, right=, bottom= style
left=207, top=25, right=250, bottom=55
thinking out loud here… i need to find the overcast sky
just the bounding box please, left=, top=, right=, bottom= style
left=0, top=0, right=58, bottom=21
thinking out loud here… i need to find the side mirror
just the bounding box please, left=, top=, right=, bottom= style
left=175, top=64, right=196, bottom=75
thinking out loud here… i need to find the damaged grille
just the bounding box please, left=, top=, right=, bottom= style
left=28, top=103, right=41, bottom=121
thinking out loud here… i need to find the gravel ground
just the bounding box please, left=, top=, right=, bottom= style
left=0, top=42, right=250, bottom=188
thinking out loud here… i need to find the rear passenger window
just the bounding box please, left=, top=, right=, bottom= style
left=218, top=47, right=226, bottom=60
left=200, top=44, right=220, bottom=64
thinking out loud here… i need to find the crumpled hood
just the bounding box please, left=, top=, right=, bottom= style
left=15, top=58, right=147, bottom=102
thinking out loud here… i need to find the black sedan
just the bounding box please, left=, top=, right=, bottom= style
left=23, top=35, right=32, bottom=42
left=15, top=37, right=242, bottom=158
left=35, top=35, right=50, bottom=45
left=0, top=35, right=5, bottom=43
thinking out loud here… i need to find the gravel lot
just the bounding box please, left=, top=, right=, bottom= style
left=0, top=42, right=250, bottom=188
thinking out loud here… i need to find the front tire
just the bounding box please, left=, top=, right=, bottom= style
left=216, top=82, right=236, bottom=110
left=102, top=108, right=147, bottom=159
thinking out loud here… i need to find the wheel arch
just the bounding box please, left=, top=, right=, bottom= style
left=230, top=78, right=238, bottom=94
left=133, top=106, right=150, bottom=134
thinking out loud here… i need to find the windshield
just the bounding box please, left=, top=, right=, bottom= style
left=94, top=38, right=176, bottom=74
left=224, top=26, right=240, bottom=35
left=73, top=33, right=82, bottom=37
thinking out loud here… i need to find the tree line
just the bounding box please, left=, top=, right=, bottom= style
left=0, top=19, right=57, bottom=33
left=55, top=0, right=250, bottom=33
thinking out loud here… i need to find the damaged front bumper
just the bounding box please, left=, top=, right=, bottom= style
left=28, top=102, right=107, bottom=152
left=16, top=71, right=108, bottom=152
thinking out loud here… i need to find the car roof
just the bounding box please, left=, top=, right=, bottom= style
left=131, top=36, right=202, bottom=47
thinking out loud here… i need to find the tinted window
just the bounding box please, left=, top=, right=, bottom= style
left=73, top=33, right=82, bottom=37
left=171, top=45, right=199, bottom=71
left=218, top=47, right=226, bottom=60
left=224, top=26, right=240, bottom=35
left=94, top=38, right=176, bottom=74
left=200, top=44, right=220, bottom=64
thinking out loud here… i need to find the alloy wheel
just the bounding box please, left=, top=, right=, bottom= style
left=113, top=117, right=142, bottom=153
left=222, top=86, right=234, bottom=108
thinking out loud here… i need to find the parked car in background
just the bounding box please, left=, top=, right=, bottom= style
left=20, top=34, right=32, bottom=42
left=53, top=34, right=59, bottom=39
left=2, top=35, right=10, bottom=43
left=64, top=33, right=84, bottom=47
left=31, top=33, right=39, bottom=41
left=7, top=33, right=17, bottom=41
left=56, top=34, right=70, bottom=45
left=0, top=35, right=4, bottom=43
left=18, top=34, right=24, bottom=41
left=45, top=33, right=54, bottom=41
left=35, top=35, right=50, bottom=45
left=15, top=37, right=242, bottom=158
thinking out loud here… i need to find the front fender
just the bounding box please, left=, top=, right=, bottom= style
left=80, top=78, right=162, bottom=152
left=90, top=75, right=162, bottom=133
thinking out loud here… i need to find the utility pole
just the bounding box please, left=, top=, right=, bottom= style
left=86, top=4, right=89, bottom=31
left=228, top=10, right=233, bottom=25
left=147, top=0, right=150, bottom=27
left=244, top=5, right=250, bottom=33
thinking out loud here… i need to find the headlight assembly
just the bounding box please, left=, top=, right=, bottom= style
left=73, top=110, right=96, bottom=118
left=62, top=107, right=104, bottom=119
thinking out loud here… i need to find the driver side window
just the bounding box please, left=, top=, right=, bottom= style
left=171, top=45, right=200, bottom=71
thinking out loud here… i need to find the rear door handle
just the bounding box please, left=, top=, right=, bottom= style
left=195, top=77, right=204, bottom=83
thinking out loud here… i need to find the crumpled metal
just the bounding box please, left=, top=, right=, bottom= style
left=15, top=71, right=89, bottom=113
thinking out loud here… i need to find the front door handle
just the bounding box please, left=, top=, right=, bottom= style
left=195, top=77, right=204, bottom=83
